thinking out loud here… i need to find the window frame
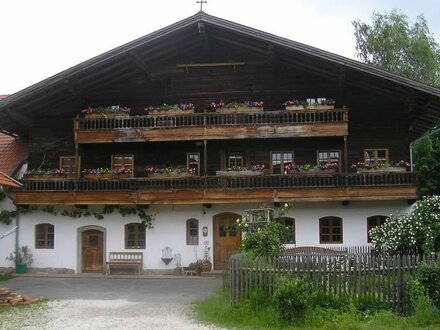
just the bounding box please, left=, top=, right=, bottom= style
left=35, top=223, right=54, bottom=249
left=270, top=151, right=294, bottom=174
left=367, top=215, right=387, bottom=243
left=319, top=216, right=343, bottom=244
left=59, top=156, right=81, bottom=178
left=111, top=154, right=134, bottom=177
left=227, top=151, right=244, bottom=169
left=279, top=217, right=295, bottom=244
left=316, top=150, right=341, bottom=171
left=364, top=149, right=389, bottom=166
left=186, top=218, right=199, bottom=245
left=125, top=223, right=146, bottom=249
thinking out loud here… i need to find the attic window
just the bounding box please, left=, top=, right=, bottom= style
left=176, top=62, right=245, bottom=74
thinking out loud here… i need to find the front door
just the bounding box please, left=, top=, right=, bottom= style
left=82, top=230, right=103, bottom=273
left=213, top=212, right=241, bottom=270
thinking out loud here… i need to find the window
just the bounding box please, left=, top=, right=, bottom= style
left=364, top=149, right=389, bottom=166
left=60, top=156, right=81, bottom=178
left=317, top=150, right=340, bottom=170
left=125, top=223, right=145, bottom=249
left=112, top=154, right=134, bottom=177
left=227, top=152, right=244, bottom=169
left=367, top=215, right=387, bottom=243
left=271, top=151, right=293, bottom=174
left=186, top=218, right=199, bottom=245
left=35, top=224, right=54, bottom=249
left=280, top=217, right=295, bottom=243
left=319, top=217, right=343, bottom=243
left=187, top=153, right=200, bottom=176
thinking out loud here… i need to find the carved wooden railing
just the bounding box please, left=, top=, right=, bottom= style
left=21, top=172, right=417, bottom=192
left=75, top=109, right=349, bottom=130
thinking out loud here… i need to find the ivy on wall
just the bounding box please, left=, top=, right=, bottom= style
left=0, top=210, right=17, bottom=225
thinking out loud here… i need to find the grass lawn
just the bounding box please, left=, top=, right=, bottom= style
left=194, top=290, right=440, bottom=330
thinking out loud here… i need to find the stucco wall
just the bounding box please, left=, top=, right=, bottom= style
left=0, top=201, right=412, bottom=273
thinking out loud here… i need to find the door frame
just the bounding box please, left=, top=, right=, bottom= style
left=77, top=225, right=106, bottom=273
left=213, top=212, right=241, bottom=270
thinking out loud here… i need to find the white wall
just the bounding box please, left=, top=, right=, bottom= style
left=0, top=200, right=412, bottom=273
left=0, top=196, right=17, bottom=268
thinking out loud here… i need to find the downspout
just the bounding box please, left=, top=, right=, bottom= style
left=409, top=126, right=440, bottom=171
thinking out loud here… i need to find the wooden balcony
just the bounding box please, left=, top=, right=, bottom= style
left=14, top=172, right=417, bottom=205
left=74, top=109, right=349, bottom=143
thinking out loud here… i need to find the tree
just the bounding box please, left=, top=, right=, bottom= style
left=353, top=10, right=440, bottom=87
left=413, top=132, right=440, bottom=196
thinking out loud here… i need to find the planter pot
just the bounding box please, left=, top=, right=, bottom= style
left=85, top=113, right=129, bottom=119
left=215, top=107, right=263, bottom=113
left=357, top=167, right=406, bottom=174
left=15, top=264, right=27, bottom=274
left=83, top=173, right=118, bottom=180
left=201, top=265, right=211, bottom=272
left=216, top=170, right=263, bottom=176
left=147, top=109, right=194, bottom=116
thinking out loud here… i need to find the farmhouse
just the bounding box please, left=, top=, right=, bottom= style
left=1, top=12, right=439, bottom=274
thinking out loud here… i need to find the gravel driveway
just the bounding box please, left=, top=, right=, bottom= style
left=1, top=276, right=227, bottom=330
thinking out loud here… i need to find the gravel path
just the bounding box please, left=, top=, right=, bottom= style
left=0, top=277, right=229, bottom=330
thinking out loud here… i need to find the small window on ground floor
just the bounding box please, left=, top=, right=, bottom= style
left=35, top=223, right=54, bottom=249
left=319, top=216, right=343, bottom=243
left=186, top=218, right=199, bottom=245
left=367, top=215, right=387, bottom=243
left=125, top=223, right=145, bottom=249
left=279, top=217, right=295, bottom=244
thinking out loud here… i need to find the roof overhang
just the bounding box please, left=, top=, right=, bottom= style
left=0, top=171, right=22, bottom=189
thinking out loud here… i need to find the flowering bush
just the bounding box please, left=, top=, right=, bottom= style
left=113, top=166, right=131, bottom=174
left=188, top=258, right=212, bottom=272
left=369, top=195, right=440, bottom=254
left=283, top=100, right=300, bottom=106
left=318, top=162, right=339, bottom=170
left=210, top=101, right=225, bottom=109
left=249, top=164, right=265, bottom=172
left=81, top=105, right=131, bottom=115
left=213, top=100, right=264, bottom=109
left=82, top=168, right=128, bottom=175
left=24, top=168, right=65, bottom=176
left=145, top=165, right=193, bottom=174
left=394, top=160, right=411, bottom=168
left=144, top=103, right=194, bottom=112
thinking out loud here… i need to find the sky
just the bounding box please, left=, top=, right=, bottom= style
left=1, top=0, right=440, bottom=94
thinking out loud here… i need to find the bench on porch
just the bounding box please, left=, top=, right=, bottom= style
left=106, top=252, right=143, bottom=275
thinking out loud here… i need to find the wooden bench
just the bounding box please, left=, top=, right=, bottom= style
left=106, top=252, right=143, bottom=275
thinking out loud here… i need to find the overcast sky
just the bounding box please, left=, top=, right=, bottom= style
left=1, top=0, right=439, bottom=94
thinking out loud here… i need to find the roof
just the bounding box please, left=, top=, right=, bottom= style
left=0, top=171, right=22, bottom=188
left=0, top=133, right=28, bottom=175
left=0, top=95, right=9, bottom=101
left=0, top=11, right=439, bottom=138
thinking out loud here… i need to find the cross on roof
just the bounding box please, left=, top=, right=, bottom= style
left=196, top=0, right=207, bottom=11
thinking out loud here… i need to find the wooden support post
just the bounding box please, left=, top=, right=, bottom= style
left=343, top=135, right=348, bottom=173
left=203, top=140, right=208, bottom=176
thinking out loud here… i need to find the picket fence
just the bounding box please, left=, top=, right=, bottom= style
left=226, top=247, right=436, bottom=312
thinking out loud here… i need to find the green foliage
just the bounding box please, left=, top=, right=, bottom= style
left=369, top=195, right=440, bottom=254
left=416, top=261, right=440, bottom=309
left=353, top=9, right=440, bottom=87
left=0, top=209, right=17, bottom=225
left=6, top=246, right=33, bottom=265
left=273, top=276, right=310, bottom=322
left=0, top=274, right=13, bottom=282
left=413, top=134, right=440, bottom=197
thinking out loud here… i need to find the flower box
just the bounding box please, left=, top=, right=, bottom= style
left=84, top=173, right=118, bottom=180
left=285, top=105, right=305, bottom=111
left=23, top=174, right=66, bottom=180
left=147, top=109, right=195, bottom=116
left=85, top=113, right=129, bottom=119
left=357, top=167, right=406, bottom=174
left=216, top=170, right=263, bottom=176
left=215, top=107, right=263, bottom=113
left=307, top=105, right=335, bottom=110
left=149, top=172, right=193, bottom=179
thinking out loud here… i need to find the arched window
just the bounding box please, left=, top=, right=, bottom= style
left=319, top=216, right=343, bottom=243
left=35, top=223, right=54, bottom=249
left=125, top=223, right=145, bottom=249
left=367, top=215, right=387, bottom=243
left=279, top=217, right=295, bottom=244
left=186, top=218, right=199, bottom=245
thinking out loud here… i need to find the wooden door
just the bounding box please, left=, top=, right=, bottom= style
left=213, top=213, right=241, bottom=270
left=82, top=230, right=103, bottom=273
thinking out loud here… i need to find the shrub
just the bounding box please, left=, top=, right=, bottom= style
left=272, top=276, right=310, bottom=322
left=416, top=260, right=440, bottom=309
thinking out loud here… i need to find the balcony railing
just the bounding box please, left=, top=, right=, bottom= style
left=75, top=109, right=348, bottom=130
left=21, top=172, right=417, bottom=192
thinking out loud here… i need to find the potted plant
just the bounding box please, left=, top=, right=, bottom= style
left=23, top=168, right=66, bottom=180
left=6, top=246, right=33, bottom=274
left=145, top=165, right=194, bottom=178
left=144, top=103, right=195, bottom=116
left=213, top=100, right=264, bottom=113
left=188, top=258, right=212, bottom=273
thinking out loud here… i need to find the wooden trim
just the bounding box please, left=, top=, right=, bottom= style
left=316, top=149, right=342, bottom=171
left=176, top=62, right=245, bottom=68
left=111, top=154, right=134, bottom=178
left=364, top=149, right=389, bottom=164
left=187, top=152, right=201, bottom=176
left=124, top=223, right=145, bottom=249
